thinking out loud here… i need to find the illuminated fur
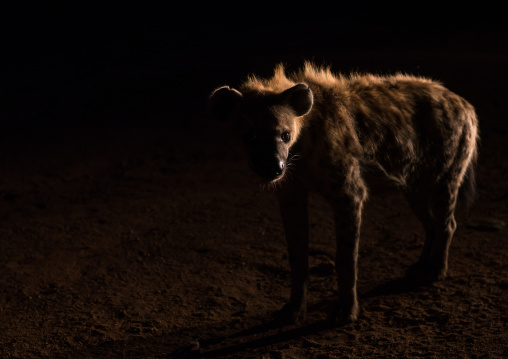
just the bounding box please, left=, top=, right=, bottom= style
left=208, top=62, right=479, bottom=325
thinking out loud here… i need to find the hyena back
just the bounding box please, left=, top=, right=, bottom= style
left=208, top=62, right=479, bottom=325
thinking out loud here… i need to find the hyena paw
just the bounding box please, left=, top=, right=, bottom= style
left=272, top=301, right=307, bottom=325
left=327, top=299, right=359, bottom=326
left=406, top=261, right=447, bottom=283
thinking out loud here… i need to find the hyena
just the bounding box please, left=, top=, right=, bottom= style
left=208, top=62, right=479, bottom=325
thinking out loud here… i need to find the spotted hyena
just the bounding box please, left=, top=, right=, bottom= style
left=208, top=62, right=479, bottom=325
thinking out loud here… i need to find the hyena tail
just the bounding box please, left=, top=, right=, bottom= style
left=459, top=147, right=478, bottom=209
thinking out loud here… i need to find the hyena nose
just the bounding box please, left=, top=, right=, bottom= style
left=275, top=160, right=285, bottom=175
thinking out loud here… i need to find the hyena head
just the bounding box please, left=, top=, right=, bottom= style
left=208, top=83, right=313, bottom=182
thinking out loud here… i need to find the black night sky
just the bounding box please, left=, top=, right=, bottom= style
left=1, top=3, right=506, bottom=149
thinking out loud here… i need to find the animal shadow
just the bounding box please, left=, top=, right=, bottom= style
left=172, top=275, right=428, bottom=358
left=171, top=316, right=333, bottom=358
left=360, top=275, right=432, bottom=299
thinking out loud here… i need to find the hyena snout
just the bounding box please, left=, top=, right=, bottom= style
left=250, top=155, right=286, bottom=181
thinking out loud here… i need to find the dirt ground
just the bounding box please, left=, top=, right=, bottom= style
left=1, top=14, right=508, bottom=358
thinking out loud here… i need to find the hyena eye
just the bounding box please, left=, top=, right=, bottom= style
left=281, top=131, right=291, bottom=143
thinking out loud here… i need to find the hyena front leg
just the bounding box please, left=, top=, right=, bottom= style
left=275, top=183, right=309, bottom=324
left=328, top=180, right=366, bottom=325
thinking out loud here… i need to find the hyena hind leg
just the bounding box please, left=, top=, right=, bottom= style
left=405, top=182, right=459, bottom=283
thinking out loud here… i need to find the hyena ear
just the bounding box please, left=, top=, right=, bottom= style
left=207, top=86, right=243, bottom=122
left=280, top=83, right=313, bottom=117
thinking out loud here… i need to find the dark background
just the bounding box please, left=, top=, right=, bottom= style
left=1, top=2, right=506, bottom=148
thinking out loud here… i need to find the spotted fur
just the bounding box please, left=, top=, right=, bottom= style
left=208, top=62, right=479, bottom=325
